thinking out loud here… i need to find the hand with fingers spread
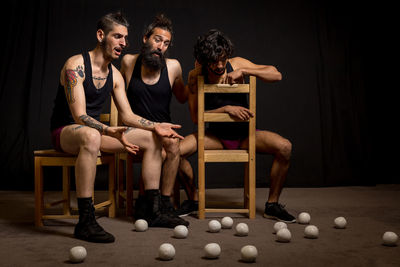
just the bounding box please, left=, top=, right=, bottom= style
left=224, top=105, right=254, bottom=121
left=154, top=123, right=184, bottom=140
left=107, top=126, right=140, bottom=154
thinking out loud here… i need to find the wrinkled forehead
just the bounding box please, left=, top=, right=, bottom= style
left=107, top=23, right=128, bottom=36
left=149, top=27, right=171, bottom=41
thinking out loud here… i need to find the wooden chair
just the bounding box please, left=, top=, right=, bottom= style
left=34, top=99, right=118, bottom=227
left=197, top=75, right=256, bottom=219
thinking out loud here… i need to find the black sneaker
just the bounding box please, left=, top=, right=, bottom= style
left=74, top=217, right=115, bottom=243
left=175, top=200, right=198, bottom=217
left=263, top=202, right=296, bottom=223
left=148, top=212, right=189, bottom=228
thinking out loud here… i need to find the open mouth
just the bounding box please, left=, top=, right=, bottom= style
left=152, top=51, right=162, bottom=57
left=114, top=47, right=122, bottom=56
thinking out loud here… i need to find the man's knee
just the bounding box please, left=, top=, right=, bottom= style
left=162, top=138, right=180, bottom=158
left=277, top=139, right=292, bottom=161
left=81, top=129, right=101, bottom=154
left=142, top=130, right=162, bottom=151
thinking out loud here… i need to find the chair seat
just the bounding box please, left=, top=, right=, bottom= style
left=204, top=150, right=249, bottom=162
left=34, top=149, right=111, bottom=157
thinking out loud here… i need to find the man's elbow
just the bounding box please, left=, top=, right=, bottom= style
left=275, top=71, right=282, bottom=81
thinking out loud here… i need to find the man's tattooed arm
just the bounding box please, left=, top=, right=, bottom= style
left=64, top=65, right=84, bottom=104
left=138, top=117, right=156, bottom=127
left=79, top=115, right=108, bottom=134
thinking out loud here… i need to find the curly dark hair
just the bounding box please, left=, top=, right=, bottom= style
left=143, top=14, right=173, bottom=45
left=193, top=29, right=234, bottom=65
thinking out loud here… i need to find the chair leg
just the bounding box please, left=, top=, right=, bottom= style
left=34, top=157, right=44, bottom=227
left=62, top=167, right=71, bottom=216
left=126, top=155, right=133, bottom=216
left=108, top=159, right=116, bottom=218
left=118, top=157, right=125, bottom=209
left=248, top=158, right=256, bottom=219
left=198, top=159, right=205, bottom=219
left=244, top=163, right=249, bottom=209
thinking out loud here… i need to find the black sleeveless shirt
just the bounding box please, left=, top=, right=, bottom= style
left=126, top=54, right=172, bottom=123
left=50, top=51, right=113, bottom=131
left=204, top=61, right=249, bottom=140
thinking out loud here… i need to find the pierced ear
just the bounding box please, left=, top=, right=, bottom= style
left=97, top=29, right=105, bottom=43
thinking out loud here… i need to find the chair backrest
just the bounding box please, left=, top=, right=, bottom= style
left=197, top=75, right=256, bottom=151
left=99, top=97, right=118, bottom=127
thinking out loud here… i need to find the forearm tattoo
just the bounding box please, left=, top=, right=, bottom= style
left=74, top=125, right=85, bottom=130
left=79, top=115, right=105, bottom=133
left=138, top=118, right=155, bottom=127
left=64, top=65, right=84, bottom=104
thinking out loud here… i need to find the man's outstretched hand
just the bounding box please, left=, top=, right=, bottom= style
left=154, top=123, right=184, bottom=140
left=108, top=126, right=140, bottom=154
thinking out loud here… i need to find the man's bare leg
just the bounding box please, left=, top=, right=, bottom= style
left=102, top=128, right=189, bottom=227
left=159, top=137, right=180, bottom=197
left=60, top=125, right=115, bottom=243
left=240, top=130, right=295, bottom=223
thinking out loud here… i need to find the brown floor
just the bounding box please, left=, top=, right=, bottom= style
left=0, top=185, right=399, bottom=266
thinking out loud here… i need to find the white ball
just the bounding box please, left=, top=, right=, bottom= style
left=134, top=219, right=148, bottom=232
left=204, top=243, right=221, bottom=259
left=221, top=216, right=234, bottom=229
left=276, top=228, right=291, bottom=242
left=235, top=223, right=249, bottom=236
left=334, top=217, right=347, bottom=229
left=298, top=212, right=311, bottom=224
left=69, top=246, right=87, bottom=263
left=158, top=243, right=175, bottom=260
left=208, top=220, right=221, bottom=233
left=240, top=245, right=258, bottom=262
left=382, top=231, right=398, bottom=246
left=273, top=221, right=288, bottom=234
left=173, top=225, right=188, bottom=239
left=304, top=225, right=319, bottom=239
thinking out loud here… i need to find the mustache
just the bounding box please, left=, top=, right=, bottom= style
left=152, top=50, right=162, bottom=57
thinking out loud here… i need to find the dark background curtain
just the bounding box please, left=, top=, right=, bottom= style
left=0, top=0, right=394, bottom=190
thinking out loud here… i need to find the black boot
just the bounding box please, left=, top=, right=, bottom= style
left=74, top=197, right=115, bottom=243
left=144, top=190, right=189, bottom=228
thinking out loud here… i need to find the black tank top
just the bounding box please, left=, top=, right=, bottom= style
left=126, top=54, right=172, bottom=123
left=50, top=51, right=113, bottom=131
left=204, top=61, right=249, bottom=140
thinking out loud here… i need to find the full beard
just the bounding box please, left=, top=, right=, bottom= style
left=140, top=42, right=166, bottom=71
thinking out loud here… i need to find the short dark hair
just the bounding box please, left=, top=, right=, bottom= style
left=143, top=14, right=173, bottom=44
left=193, top=29, right=234, bottom=65
left=97, top=11, right=129, bottom=35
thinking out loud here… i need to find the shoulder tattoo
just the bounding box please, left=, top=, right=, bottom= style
left=64, top=65, right=84, bottom=104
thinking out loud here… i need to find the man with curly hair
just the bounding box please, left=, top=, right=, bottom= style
left=177, top=29, right=296, bottom=223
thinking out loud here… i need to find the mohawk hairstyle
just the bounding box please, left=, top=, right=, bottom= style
left=97, top=11, right=129, bottom=35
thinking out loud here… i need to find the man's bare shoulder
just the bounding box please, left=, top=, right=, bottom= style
left=229, top=57, right=252, bottom=68
left=64, top=54, right=84, bottom=70
left=166, top=58, right=182, bottom=74
left=121, top=53, right=139, bottom=68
